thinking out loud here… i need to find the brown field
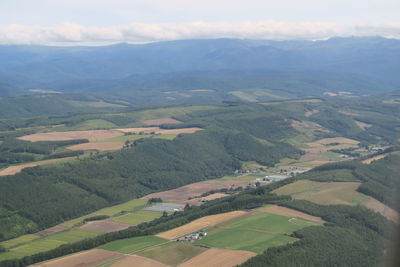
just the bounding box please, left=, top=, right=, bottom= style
left=79, top=220, right=132, bottom=233
left=156, top=211, right=246, bottom=240
left=363, top=198, right=399, bottom=223
left=201, top=193, right=230, bottom=201
left=68, top=142, right=124, bottom=151
left=19, top=130, right=123, bottom=142
left=291, top=120, right=329, bottom=137
left=117, top=127, right=202, bottom=135
left=304, top=109, right=319, bottom=117
left=314, top=137, right=359, bottom=145
left=178, top=248, right=256, bottom=267
left=36, top=225, right=68, bottom=236
left=0, top=157, right=76, bottom=176
left=34, top=249, right=121, bottom=267
left=143, top=118, right=183, bottom=126
left=258, top=205, right=324, bottom=222
left=362, top=154, right=387, bottom=164
left=111, top=255, right=169, bottom=267
left=143, top=180, right=249, bottom=205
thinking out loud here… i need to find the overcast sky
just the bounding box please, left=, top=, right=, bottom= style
left=0, top=0, right=399, bottom=45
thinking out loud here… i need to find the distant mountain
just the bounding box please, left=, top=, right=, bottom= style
left=0, top=37, right=399, bottom=97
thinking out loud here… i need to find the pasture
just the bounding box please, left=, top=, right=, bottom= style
left=137, top=241, right=207, bottom=266
left=143, top=118, right=183, bottom=125
left=19, top=129, right=123, bottom=142
left=273, top=180, right=369, bottom=205
left=98, top=235, right=167, bottom=254
left=67, top=141, right=124, bottom=151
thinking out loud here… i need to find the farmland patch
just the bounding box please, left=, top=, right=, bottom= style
left=19, top=130, right=123, bottom=142
left=79, top=220, right=132, bottom=233
left=143, top=118, right=183, bottom=125
left=110, top=255, right=169, bottom=267
left=98, top=235, right=167, bottom=254
left=177, top=248, right=256, bottom=267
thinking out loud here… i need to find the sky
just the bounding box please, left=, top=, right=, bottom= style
left=0, top=0, right=399, bottom=45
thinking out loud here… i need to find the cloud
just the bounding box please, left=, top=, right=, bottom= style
left=0, top=21, right=399, bottom=45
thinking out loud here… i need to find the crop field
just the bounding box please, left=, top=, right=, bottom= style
left=110, top=255, right=169, bottom=267
left=33, top=249, right=121, bottom=267
left=98, top=235, right=167, bottom=254
left=137, top=241, right=207, bottom=266
left=111, top=210, right=162, bottom=225
left=61, top=199, right=147, bottom=227
left=258, top=205, right=324, bottom=222
left=178, top=248, right=256, bottom=267
left=156, top=211, right=246, bottom=240
left=195, top=212, right=320, bottom=253
left=36, top=225, right=68, bottom=236
left=363, top=198, right=399, bottom=223
left=0, top=234, right=39, bottom=249
left=273, top=180, right=369, bottom=205
left=143, top=179, right=250, bottom=205
left=362, top=154, right=388, bottom=164
left=0, top=157, right=77, bottom=176
left=79, top=220, right=132, bottom=233
left=19, top=130, right=124, bottom=142
left=0, top=229, right=101, bottom=260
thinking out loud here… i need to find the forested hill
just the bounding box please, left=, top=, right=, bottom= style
left=0, top=37, right=399, bottom=98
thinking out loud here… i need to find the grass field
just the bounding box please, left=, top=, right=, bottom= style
left=111, top=210, right=162, bottom=225
left=98, top=236, right=167, bottom=254
left=61, top=199, right=147, bottom=227
left=137, top=241, right=207, bottom=266
left=0, top=229, right=101, bottom=260
left=194, top=212, right=321, bottom=254
left=273, top=180, right=369, bottom=205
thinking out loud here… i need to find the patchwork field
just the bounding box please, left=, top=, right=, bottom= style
left=98, top=236, right=167, bottom=254
left=156, top=211, right=246, bottom=240
left=143, top=179, right=250, bottom=205
left=19, top=130, right=123, bottom=142
left=137, top=241, right=207, bottom=266
left=273, top=180, right=369, bottom=205
left=33, top=249, right=121, bottom=267
left=195, top=212, right=321, bottom=253
left=177, top=248, right=256, bottom=267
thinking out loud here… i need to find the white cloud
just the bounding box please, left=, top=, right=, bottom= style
left=0, top=21, right=399, bottom=45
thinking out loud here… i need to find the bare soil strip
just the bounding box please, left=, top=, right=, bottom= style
left=143, top=118, right=183, bottom=126
left=36, top=225, right=69, bottom=236
left=156, top=211, right=246, bottom=240
left=363, top=198, right=399, bottom=223
left=33, top=249, right=121, bottom=267
left=116, top=127, right=202, bottom=135
left=362, top=154, right=387, bottom=164
left=258, top=205, right=324, bottom=222
left=177, top=248, right=256, bottom=267
left=68, top=142, right=124, bottom=151
left=110, top=255, right=169, bottom=267
left=19, top=130, right=123, bottom=142
left=79, top=220, right=132, bottom=233
left=0, top=157, right=76, bottom=176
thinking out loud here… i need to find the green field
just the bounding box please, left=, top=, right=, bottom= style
left=0, top=229, right=101, bottom=260
left=61, top=199, right=147, bottom=227
left=273, top=180, right=369, bottom=205
left=111, top=210, right=162, bottom=225
left=195, top=212, right=321, bottom=253
left=137, top=241, right=207, bottom=266
left=98, top=235, right=167, bottom=254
